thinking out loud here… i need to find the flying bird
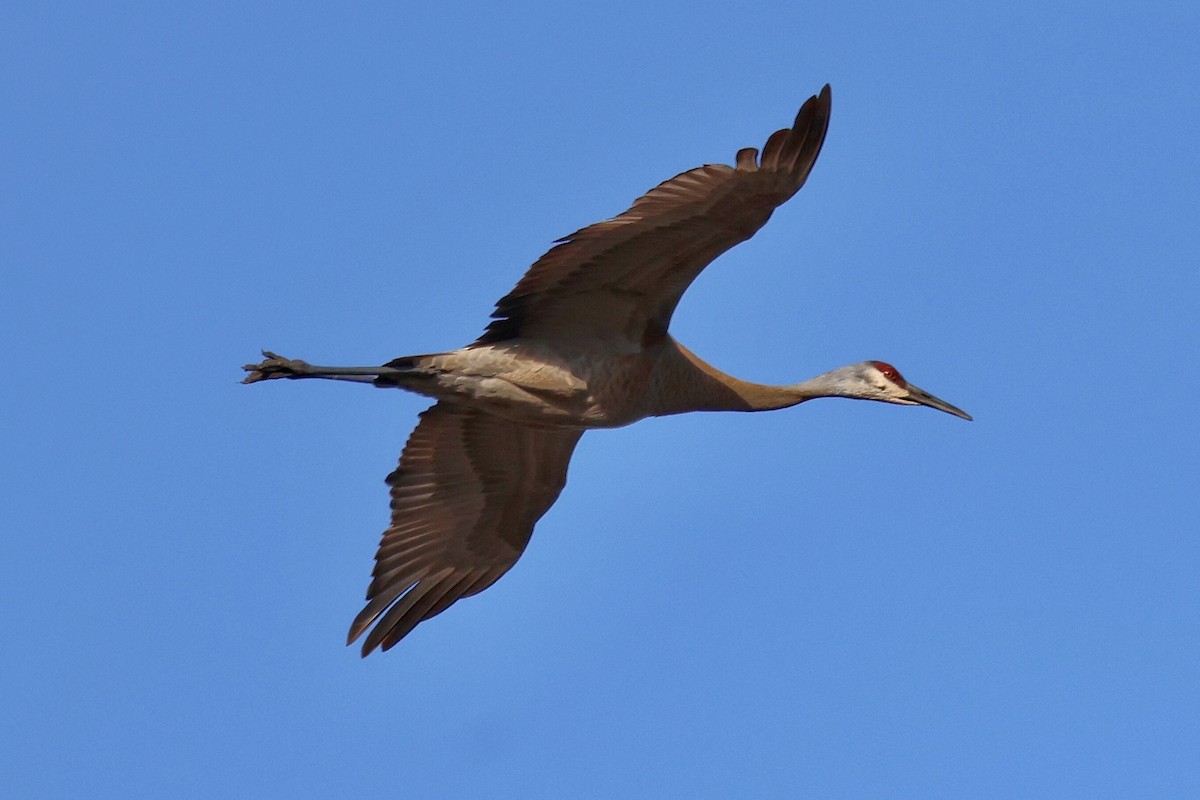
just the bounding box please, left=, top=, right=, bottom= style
left=243, top=84, right=971, bottom=656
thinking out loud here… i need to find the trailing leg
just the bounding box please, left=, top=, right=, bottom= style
left=242, top=351, right=404, bottom=385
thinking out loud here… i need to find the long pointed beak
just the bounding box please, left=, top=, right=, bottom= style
left=905, top=384, right=973, bottom=421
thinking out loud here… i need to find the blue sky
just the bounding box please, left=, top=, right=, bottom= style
left=4, top=2, right=1199, bottom=797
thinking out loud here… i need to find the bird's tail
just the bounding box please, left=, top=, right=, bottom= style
left=371, top=354, right=441, bottom=389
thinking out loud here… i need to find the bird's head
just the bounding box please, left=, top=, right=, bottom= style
left=813, top=361, right=972, bottom=420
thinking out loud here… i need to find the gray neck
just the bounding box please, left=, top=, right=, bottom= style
left=652, top=340, right=845, bottom=415
left=787, top=369, right=860, bottom=403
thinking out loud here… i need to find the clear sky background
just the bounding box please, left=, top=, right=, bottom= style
left=4, top=2, right=1199, bottom=797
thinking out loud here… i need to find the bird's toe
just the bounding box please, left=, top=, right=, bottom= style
left=241, top=352, right=309, bottom=383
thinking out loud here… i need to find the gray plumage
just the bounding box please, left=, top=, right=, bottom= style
left=243, top=85, right=970, bottom=655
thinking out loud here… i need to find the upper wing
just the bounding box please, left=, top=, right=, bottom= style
left=476, top=85, right=831, bottom=348
left=348, top=402, right=583, bottom=655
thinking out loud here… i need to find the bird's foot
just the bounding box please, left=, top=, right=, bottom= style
left=242, top=351, right=312, bottom=383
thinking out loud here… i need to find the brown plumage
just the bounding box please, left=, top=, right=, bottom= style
left=345, top=405, right=582, bottom=653
left=478, top=87, right=830, bottom=348
left=243, top=84, right=971, bottom=655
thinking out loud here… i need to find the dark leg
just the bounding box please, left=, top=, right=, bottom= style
left=242, top=351, right=403, bottom=385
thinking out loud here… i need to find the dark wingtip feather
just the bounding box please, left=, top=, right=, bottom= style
left=777, top=85, right=832, bottom=175
left=361, top=569, right=466, bottom=654
left=753, top=84, right=832, bottom=175
left=759, top=128, right=791, bottom=170
left=346, top=602, right=382, bottom=649
left=735, top=147, right=759, bottom=170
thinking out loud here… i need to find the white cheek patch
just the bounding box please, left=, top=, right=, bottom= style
left=870, top=376, right=894, bottom=398
left=871, top=374, right=909, bottom=402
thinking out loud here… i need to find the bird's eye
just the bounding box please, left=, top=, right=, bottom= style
left=872, top=361, right=907, bottom=387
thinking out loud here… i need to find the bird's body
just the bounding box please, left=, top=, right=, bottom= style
left=244, top=85, right=971, bottom=655
left=375, top=340, right=659, bottom=429
left=351, top=336, right=817, bottom=429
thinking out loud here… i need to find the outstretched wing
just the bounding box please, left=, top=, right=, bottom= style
left=348, top=402, right=583, bottom=655
left=476, top=85, right=831, bottom=349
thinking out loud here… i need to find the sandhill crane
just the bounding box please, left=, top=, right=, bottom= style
left=243, top=84, right=970, bottom=656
